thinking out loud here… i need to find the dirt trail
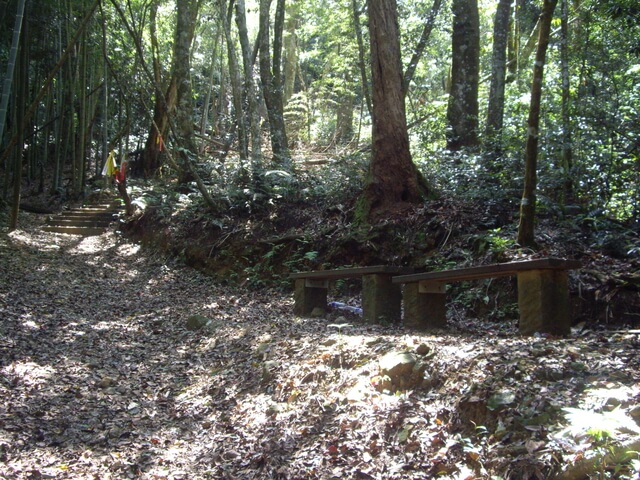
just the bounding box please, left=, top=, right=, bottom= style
left=1, top=212, right=639, bottom=479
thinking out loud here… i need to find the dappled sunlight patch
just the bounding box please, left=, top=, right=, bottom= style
left=90, top=319, right=144, bottom=333
left=20, top=316, right=40, bottom=330
left=67, top=232, right=116, bottom=256
left=8, top=229, right=64, bottom=251
left=3, top=361, right=56, bottom=387
left=116, top=242, right=141, bottom=257
left=582, top=384, right=640, bottom=409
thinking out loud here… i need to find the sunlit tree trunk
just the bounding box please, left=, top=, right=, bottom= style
left=351, top=0, right=372, bottom=117
left=236, top=0, right=263, bottom=170
left=518, top=0, right=558, bottom=247
left=357, top=0, right=431, bottom=222
left=220, top=0, right=248, bottom=162
left=446, top=0, right=480, bottom=151
left=258, top=0, right=290, bottom=169
left=283, top=0, right=302, bottom=104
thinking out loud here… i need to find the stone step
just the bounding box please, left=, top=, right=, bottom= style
left=42, top=225, right=108, bottom=236
left=43, top=203, right=122, bottom=236
left=47, top=218, right=114, bottom=227
left=53, top=212, right=116, bottom=221
left=69, top=206, right=118, bottom=213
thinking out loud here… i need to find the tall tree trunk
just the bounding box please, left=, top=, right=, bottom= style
left=0, top=0, right=26, bottom=149
left=258, top=0, right=290, bottom=169
left=199, top=31, right=220, bottom=153
left=446, top=0, right=480, bottom=151
left=174, top=0, right=200, bottom=183
left=485, top=0, right=512, bottom=159
left=9, top=16, right=28, bottom=231
left=403, top=0, right=443, bottom=94
left=140, top=0, right=177, bottom=177
left=100, top=8, right=109, bottom=178
left=236, top=0, right=263, bottom=173
left=283, top=0, right=301, bottom=104
left=560, top=0, right=574, bottom=202
left=53, top=14, right=64, bottom=193
left=73, top=30, right=88, bottom=196
left=335, top=79, right=355, bottom=145
left=220, top=0, right=248, bottom=163
left=357, top=0, right=431, bottom=222
left=351, top=0, right=372, bottom=117
left=517, top=0, right=558, bottom=247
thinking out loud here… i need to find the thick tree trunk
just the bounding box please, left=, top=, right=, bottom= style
left=140, top=1, right=168, bottom=177
left=357, top=0, right=430, bottom=222
left=139, top=0, right=199, bottom=178
left=174, top=0, right=199, bottom=157
left=141, top=78, right=176, bottom=177
left=517, top=0, right=558, bottom=247
left=446, top=0, right=480, bottom=151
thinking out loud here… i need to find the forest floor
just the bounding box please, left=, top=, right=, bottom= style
left=1, top=211, right=640, bottom=480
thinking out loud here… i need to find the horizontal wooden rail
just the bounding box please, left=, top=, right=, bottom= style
left=393, top=258, right=581, bottom=284
left=291, top=265, right=413, bottom=281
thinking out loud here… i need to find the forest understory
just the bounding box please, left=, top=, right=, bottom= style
left=1, top=187, right=640, bottom=479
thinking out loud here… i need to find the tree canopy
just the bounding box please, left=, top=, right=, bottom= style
left=0, top=0, right=638, bottom=232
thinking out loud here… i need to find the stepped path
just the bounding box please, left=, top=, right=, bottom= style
left=42, top=203, right=122, bottom=236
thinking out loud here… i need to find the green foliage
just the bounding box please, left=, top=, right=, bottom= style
left=470, top=228, right=516, bottom=262
left=4, top=0, right=640, bottom=235
left=242, top=237, right=321, bottom=289
left=558, top=406, right=640, bottom=478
